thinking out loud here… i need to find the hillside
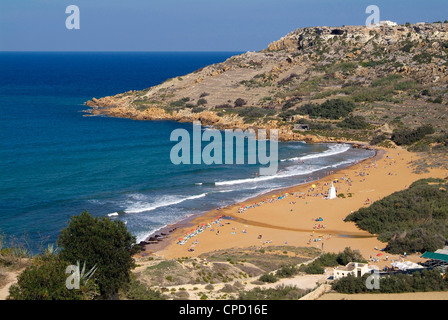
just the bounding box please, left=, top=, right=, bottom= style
left=85, top=22, right=448, bottom=170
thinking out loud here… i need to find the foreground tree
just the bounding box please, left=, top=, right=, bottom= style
left=58, top=211, right=139, bottom=298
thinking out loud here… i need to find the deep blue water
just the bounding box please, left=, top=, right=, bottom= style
left=0, top=52, right=374, bottom=250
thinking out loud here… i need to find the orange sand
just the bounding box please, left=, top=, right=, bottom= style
left=148, top=147, right=447, bottom=269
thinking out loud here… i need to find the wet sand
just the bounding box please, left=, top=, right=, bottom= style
left=141, top=146, right=447, bottom=270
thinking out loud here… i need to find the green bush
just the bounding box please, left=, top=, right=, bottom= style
left=300, top=248, right=365, bottom=274
left=238, top=285, right=307, bottom=300
left=298, top=99, right=355, bottom=119
left=276, top=265, right=297, bottom=278
left=333, top=269, right=448, bottom=294
left=120, top=276, right=165, bottom=300
left=337, top=116, right=369, bottom=129
left=370, top=133, right=389, bottom=145
left=236, top=107, right=276, bottom=120
left=191, top=106, right=206, bottom=113
left=58, top=211, right=139, bottom=298
left=234, top=98, right=247, bottom=107
left=8, top=255, right=98, bottom=300
left=345, top=179, right=448, bottom=253
left=197, top=98, right=208, bottom=106
left=391, top=124, right=435, bottom=146
left=259, top=273, right=278, bottom=283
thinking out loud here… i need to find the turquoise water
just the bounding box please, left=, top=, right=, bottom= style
left=0, top=52, right=374, bottom=250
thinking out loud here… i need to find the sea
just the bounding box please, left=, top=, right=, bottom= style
left=0, top=52, right=375, bottom=252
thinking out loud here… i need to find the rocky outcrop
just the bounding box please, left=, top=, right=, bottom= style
left=85, top=23, right=448, bottom=144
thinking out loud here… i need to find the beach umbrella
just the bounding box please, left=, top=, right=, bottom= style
left=376, top=253, right=383, bottom=256
left=312, top=184, right=316, bottom=188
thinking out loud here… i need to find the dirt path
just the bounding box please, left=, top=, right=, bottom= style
left=0, top=271, right=20, bottom=300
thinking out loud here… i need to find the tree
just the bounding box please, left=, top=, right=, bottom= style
left=58, top=211, right=139, bottom=298
left=8, top=254, right=97, bottom=300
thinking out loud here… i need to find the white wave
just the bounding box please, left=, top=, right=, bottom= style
left=124, top=193, right=207, bottom=214
left=281, top=144, right=351, bottom=162
left=215, top=159, right=354, bottom=186
left=108, top=212, right=119, bottom=217
left=195, top=183, right=203, bottom=185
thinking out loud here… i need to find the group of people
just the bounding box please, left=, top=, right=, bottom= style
left=177, top=216, right=223, bottom=246
left=237, top=194, right=289, bottom=214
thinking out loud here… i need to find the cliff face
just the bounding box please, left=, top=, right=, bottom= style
left=267, top=24, right=448, bottom=51
left=85, top=23, right=448, bottom=145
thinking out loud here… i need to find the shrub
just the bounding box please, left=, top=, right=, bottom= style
left=8, top=255, right=98, bottom=300
left=276, top=265, right=297, bottom=278
left=433, top=96, right=443, bottom=104
left=300, top=249, right=365, bottom=274
left=298, top=99, right=355, bottom=119
left=238, top=285, right=307, bottom=300
left=370, top=133, right=389, bottom=145
left=333, top=269, right=448, bottom=294
left=345, top=178, right=448, bottom=253
left=197, top=98, right=208, bottom=106
left=337, top=116, right=369, bottom=129
left=259, top=273, right=278, bottom=283
left=236, top=107, right=276, bottom=120
left=58, top=211, right=139, bottom=298
left=215, top=103, right=232, bottom=109
left=191, top=106, right=205, bottom=113
left=120, top=276, right=165, bottom=300
left=391, top=124, right=435, bottom=145
left=234, top=98, right=247, bottom=107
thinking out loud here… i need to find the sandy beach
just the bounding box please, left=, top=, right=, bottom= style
left=143, top=146, right=447, bottom=270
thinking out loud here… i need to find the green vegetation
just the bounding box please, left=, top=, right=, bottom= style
left=119, top=275, right=165, bottom=300
left=234, top=98, right=247, bottom=107
left=235, top=107, right=276, bottom=121
left=391, top=124, right=435, bottom=146
left=197, top=98, right=207, bottom=106
left=259, top=273, right=278, bottom=283
left=58, top=211, right=139, bottom=298
left=333, top=269, right=448, bottom=294
left=191, top=106, right=206, bottom=113
left=300, top=248, right=366, bottom=274
left=170, top=97, right=190, bottom=108
left=298, top=99, right=355, bottom=119
left=345, top=179, right=448, bottom=254
left=275, top=264, right=298, bottom=278
left=238, top=284, right=309, bottom=300
left=8, top=254, right=98, bottom=300
left=278, top=73, right=298, bottom=86
left=337, top=115, right=369, bottom=129
left=370, top=133, right=389, bottom=145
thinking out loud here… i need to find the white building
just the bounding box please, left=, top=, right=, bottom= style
left=380, top=20, right=398, bottom=26
left=333, top=262, right=370, bottom=280
left=328, top=182, right=337, bottom=199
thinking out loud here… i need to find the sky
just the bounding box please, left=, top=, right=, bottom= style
left=0, top=0, right=447, bottom=51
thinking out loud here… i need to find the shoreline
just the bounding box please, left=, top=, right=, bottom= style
left=138, top=143, right=381, bottom=255
left=139, top=145, right=446, bottom=267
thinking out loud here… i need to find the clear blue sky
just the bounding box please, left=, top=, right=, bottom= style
left=1, top=0, right=447, bottom=51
